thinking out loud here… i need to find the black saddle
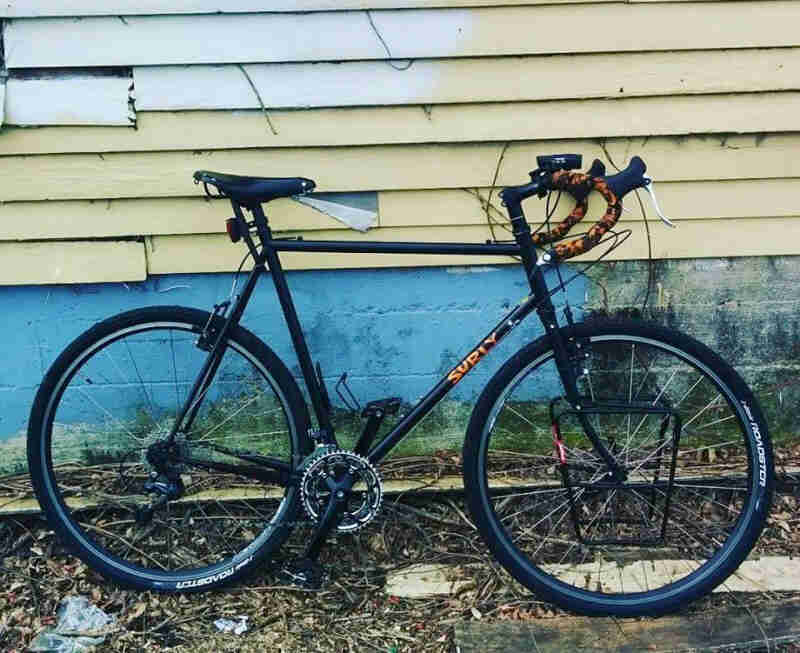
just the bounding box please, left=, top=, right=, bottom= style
left=194, top=170, right=316, bottom=205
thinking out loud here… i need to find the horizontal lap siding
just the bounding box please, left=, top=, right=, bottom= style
left=0, top=241, right=146, bottom=285
left=2, top=135, right=798, bottom=202
left=0, top=1, right=797, bottom=284
left=3, top=92, right=799, bottom=154
left=0, top=178, right=795, bottom=240
left=146, top=218, right=800, bottom=274
left=4, top=76, right=133, bottom=126
left=5, top=3, right=799, bottom=68
left=0, top=0, right=617, bottom=18
left=132, top=50, right=800, bottom=110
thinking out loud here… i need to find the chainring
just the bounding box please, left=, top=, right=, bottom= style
left=300, top=449, right=383, bottom=533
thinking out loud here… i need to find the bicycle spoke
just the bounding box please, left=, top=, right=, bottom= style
left=476, top=327, right=766, bottom=610
left=123, top=339, right=161, bottom=429
left=38, top=313, right=301, bottom=582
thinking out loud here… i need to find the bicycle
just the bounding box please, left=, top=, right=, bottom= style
left=27, top=153, right=774, bottom=616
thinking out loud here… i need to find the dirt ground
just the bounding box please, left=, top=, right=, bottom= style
left=1, top=453, right=798, bottom=653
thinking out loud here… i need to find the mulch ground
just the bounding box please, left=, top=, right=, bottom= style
left=1, top=449, right=798, bottom=652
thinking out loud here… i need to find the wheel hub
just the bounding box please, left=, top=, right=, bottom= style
left=145, top=438, right=188, bottom=475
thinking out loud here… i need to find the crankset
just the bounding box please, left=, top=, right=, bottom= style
left=277, top=448, right=384, bottom=588
left=301, top=448, right=383, bottom=533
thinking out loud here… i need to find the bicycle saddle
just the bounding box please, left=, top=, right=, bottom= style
left=194, top=170, right=316, bottom=205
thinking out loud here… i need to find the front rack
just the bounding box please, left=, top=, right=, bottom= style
left=552, top=400, right=683, bottom=547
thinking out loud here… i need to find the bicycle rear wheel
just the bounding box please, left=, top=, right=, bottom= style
left=463, top=319, right=773, bottom=616
left=28, top=306, right=311, bottom=591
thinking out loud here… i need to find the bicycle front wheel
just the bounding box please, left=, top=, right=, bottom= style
left=463, top=319, right=773, bottom=616
left=28, top=306, right=311, bottom=591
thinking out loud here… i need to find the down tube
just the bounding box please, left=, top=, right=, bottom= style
left=367, top=294, right=539, bottom=464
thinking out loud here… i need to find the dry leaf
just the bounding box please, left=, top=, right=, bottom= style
left=126, top=601, right=147, bottom=623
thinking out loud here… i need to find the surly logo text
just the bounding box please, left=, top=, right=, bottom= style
left=175, top=555, right=253, bottom=589
left=742, top=402, right=767, bottom=488
left=448, top=333, right=498, bottom=385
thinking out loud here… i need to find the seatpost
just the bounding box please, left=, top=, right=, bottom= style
left=246, top=202, right=273, bottom=246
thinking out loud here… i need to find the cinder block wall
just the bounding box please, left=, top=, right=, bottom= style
left=586, top=255, right=800, bottom=446
left=0, top=264, right=585, bottom=466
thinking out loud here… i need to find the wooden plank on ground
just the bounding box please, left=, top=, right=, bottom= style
left=144, top=217, right=800, bottom=274
left=4, top=75, right=132, bottom=126
left=1, top=134, right=798, bottom=202
left=389, top=561, right=800, bottom=598
left=3, top=470, right=796, bottom=517
left=3, top=91, right=793, bottom=156
left=132, top=50, right=800, bottom=110
left=455, top=603, right=800, bottom=652
left=0, top=240, right=146, bottom=285
left=2, top=178, right=796, bottom=241
left=0, top=475, right=474, bottom=517
left=5, top=3, right=799, bottom=68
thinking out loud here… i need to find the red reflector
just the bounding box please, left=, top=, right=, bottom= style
left=551, top=424, right=567, bottom=464
left=226, top=218, right=241, bottom=243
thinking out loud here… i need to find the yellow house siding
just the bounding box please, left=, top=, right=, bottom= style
left=0, top=177, right=795, bottom=241
left=0, top=0, right=619, bottom=18
left=0, top=1, right=798, bottom=284
left=0, top=196, right=348, bottom=240
left=2, top=134, right=798, bottom=202
left=146, top=217, right=800, bottom=274
left=0, top=241, right=146, bottom=285
left=1, top=91, right=798, bottom=156
left=6, top=4, right=799, bottom=68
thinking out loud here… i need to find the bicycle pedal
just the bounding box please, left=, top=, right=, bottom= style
left=277, top=557, right=328, bottom=590
left=362, top=397, right=401, bottom=418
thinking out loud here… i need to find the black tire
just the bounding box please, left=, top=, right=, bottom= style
left=28, top=306, right=311, bottom=592
left=463, top=319, right=773, bottom=616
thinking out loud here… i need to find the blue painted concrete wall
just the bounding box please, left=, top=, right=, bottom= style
left=0, top=264, right=585, bottom=442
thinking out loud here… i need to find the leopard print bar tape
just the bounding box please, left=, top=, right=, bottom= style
left=536, top=171, right=622, bottom=261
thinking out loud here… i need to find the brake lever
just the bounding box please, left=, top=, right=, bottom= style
left=642, top=179, right=676, bottom=228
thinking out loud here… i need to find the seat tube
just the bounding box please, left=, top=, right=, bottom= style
left=253, top=207, right=334, bottom=436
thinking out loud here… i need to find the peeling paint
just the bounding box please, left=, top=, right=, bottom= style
left=5, top=74, right=132, bottom=125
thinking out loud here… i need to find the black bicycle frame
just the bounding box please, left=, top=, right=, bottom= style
left=171, top=198, right=624, bottom=481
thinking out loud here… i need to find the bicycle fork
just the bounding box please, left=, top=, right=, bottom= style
left=527, top=262, right=628, bottom=482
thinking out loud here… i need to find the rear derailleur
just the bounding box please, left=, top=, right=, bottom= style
left=134, top=439, right=186, bottom=525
